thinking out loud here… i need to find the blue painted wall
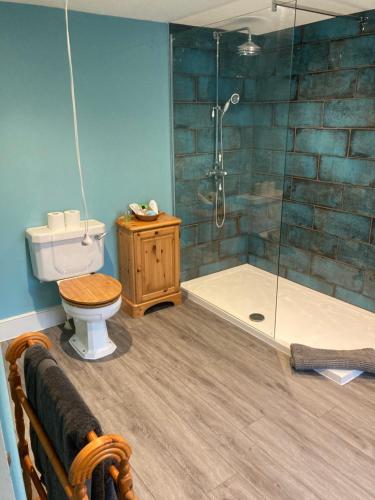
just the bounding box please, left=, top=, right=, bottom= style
left=0, top=3, right=172, bottom=320
left=0, top=355, right=25, bottom=499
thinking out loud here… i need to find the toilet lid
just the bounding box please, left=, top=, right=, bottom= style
left=58, top=273, right=122, bottom=307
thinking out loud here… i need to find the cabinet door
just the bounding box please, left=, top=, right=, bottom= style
left=134, top=226, right=179, bottom=303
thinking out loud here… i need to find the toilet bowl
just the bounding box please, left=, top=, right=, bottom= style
left=58, top=273, right=122, bottom=360
left=26, top=218, right=124, bottom=360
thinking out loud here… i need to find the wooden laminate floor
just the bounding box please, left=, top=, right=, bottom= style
left=32, top=301, right=375, bottom=499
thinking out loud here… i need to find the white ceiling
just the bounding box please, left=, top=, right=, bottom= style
left=1, top=0, right=374, bottom=33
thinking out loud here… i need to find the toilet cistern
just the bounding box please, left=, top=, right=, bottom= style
left=26, top=215, right=122, bottom=360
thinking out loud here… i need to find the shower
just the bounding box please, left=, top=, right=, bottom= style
left=208, top=25, right=261, bottom=228
left=173, top=3, right=374, bottom=388
left=238, top=34, right=262, bottom=56
left=223, top=93, right=240, bottom=114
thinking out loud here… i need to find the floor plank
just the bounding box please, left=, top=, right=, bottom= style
left=208, top=474, right=266, bottom=500
left=319, top=403, right=375, bottom=460
left=7, top=299, right=375, bottom=500
left=103, top=359, right=235, bottom=493
left=245, top=409, right=375, bottom=500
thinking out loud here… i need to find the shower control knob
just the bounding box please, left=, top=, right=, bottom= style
left=207, top=170, right=228, bottom=179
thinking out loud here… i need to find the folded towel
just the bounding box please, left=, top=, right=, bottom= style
left=24, top=344, right=117, bottom=500
left=290, top=343, right=375, bottom=374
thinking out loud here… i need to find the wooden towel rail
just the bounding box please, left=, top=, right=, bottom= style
left=5, top=332, right=138, bottom=500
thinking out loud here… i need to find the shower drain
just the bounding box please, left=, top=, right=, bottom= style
left=249, top=313, right=265, bottom=322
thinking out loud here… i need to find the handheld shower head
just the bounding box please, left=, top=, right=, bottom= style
left=231, top=93, right=240, bottom=105
left=223, top=93, right=240, bottom=114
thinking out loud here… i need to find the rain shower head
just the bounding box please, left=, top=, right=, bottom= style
left=214, top=23, right=262, bottom=56
left=238, top=34, right=261, bottom=56
left=223, top=93, right=240, bottom=114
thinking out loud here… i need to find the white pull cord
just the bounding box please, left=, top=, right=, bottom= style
left=64, top=0, right=92, bottom=246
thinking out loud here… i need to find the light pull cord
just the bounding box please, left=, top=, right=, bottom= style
left=64, top=0, right=91, bottom=245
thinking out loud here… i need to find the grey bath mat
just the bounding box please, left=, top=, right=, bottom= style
left=290, top=344, right=375, bottom=374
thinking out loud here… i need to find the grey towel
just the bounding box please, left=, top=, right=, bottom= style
left=290, top=343, right=375, bottom=374
left=24, top=344, right=117, bottom=500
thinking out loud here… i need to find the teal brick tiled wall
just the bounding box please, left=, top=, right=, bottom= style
left=172, top=11, right=375, bottom=313
left=171, top=24, right=293, bottom=281
left=277, top=10, right=375, bottom=312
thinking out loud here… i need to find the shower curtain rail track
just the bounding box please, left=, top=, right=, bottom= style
left=272, top=0, right=368, bottom=32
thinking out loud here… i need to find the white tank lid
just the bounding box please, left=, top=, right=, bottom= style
left=26, top=219, right=105, bottom=244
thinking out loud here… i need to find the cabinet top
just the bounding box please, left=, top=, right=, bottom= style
left=116, top=212, right=181, bottom=232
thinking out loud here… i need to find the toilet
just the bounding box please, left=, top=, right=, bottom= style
left=26, top=219, right=122, bottom=360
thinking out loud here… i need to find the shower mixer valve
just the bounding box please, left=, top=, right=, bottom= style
left=207, top=169, right=228, bottom=181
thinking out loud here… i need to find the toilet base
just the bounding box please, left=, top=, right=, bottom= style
left=69, top=318, right=117, bottom=360
left=62, top=296, right=122, bottom=360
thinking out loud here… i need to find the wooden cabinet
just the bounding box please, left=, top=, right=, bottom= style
left=117, top=213, right=182, bottom=317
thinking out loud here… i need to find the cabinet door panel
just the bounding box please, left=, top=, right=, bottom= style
left=135, top=227, right=178, bottom=303
left=118, top=229, right=136, bottom=302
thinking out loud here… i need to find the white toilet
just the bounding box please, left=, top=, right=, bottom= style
left=26, top=219, right=122, bottom=360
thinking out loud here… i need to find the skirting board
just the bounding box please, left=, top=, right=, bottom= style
left=0, top=305, right=65, bottom=342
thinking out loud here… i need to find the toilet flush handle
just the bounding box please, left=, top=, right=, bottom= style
left=95, top=232, right=107, bottom=240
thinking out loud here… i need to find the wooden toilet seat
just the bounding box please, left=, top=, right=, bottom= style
left=58, top=273, right=122, bottom=308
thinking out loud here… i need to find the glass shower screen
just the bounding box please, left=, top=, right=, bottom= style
left=171, top=5, right=296, bottom=340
